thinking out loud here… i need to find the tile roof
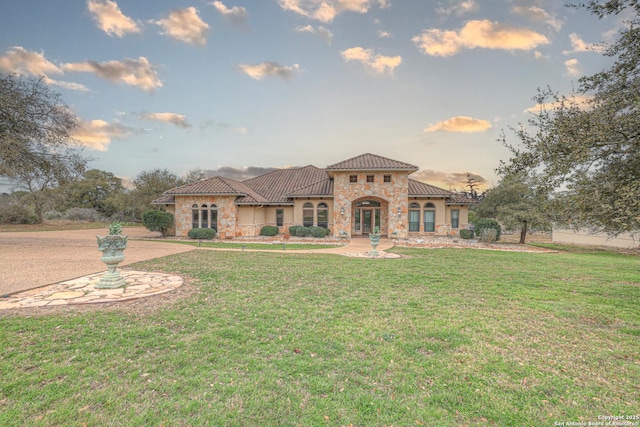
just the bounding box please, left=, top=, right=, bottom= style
left=238, top=165, right=329, bottom=204
left=408, top=179, right=453, bottom=197
left=326, top=153, right=419, bottom=171
left=285, top=178, right=334, bottom=197
left=165, top=176, right=247, bottom=195
left=151, top=195, right=175, bottom=205
left=445, top=194, right=479, bottom=205
left=163, top=176, right=269, bottom=203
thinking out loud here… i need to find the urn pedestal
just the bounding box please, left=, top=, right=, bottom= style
left=369, top=233, right=381, bottom=256
left=96, top=235, right=128, bottom=289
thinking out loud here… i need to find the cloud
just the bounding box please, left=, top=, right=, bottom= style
left=524, top=95, right=592, bottom=113
left=211, top=1, right=247, bottom=27
left=412, top=169, right=487, bottom=188
left=277, top=0, right=387, bottom=23
left=153, top=7, right=209, bottom=46
left=436, top=0, right=478, bottom=16
left=564, top=58, right=581, bottom=77
left=341, top=46, right=402, bottom=75
left=511, top=5, right=562, bottom=31
left=72, top=119, right=131, bottom=151
left=87, top=0, right=141, bottom=37
left=412, top=20, right=549, bottom=57
left=237, top=62, right=299, bottom=80
left=204, top=166, right=283, bottom=181
left=0, top=46, right=90, bottom=91
left=140, top=112, right=191, bottom=128
left=295, top=25, right=333, bottom=43
left=0, top=46, right=62, bottom=76
left=63, top=56, right=162, bottom=92
left=562, top=33, right=604, bottom=55
left=377, top=30, right=392, bottom=38
left=424, top=116, right=492, bottom=133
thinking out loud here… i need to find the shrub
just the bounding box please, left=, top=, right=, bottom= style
left=43, top=210, right=63, bottom=220
left=188, top=228, right=216, bottom=240
left=260, top=225, right=279, bottom=236
left=460, top=229, right=474, bottom=239
left=295, top=226, right=310, bottom=237
left=477, top=228, right=498, bottom=243
left=0, top=203, right=39, bottom=224
left=288, top=225, right=300, bottom=235
left=142, top=210, right=174, bottom=237
left=474, top=218, right=501, bottom=241
left=309, top=226, right=326, bottom=238
left=63, top=207, right=104, bottom=222
left=324, top=228, right=331, bottom=236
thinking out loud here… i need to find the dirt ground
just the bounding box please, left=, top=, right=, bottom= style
left=0, top=227, right=195, bottom=296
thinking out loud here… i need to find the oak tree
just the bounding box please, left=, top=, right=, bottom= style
left=499, top=1, right=640, bottom=236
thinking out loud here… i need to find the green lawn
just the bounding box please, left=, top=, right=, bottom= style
left=1, top=248, right=638, bottom=426
left=161, top=240, right=341, bottom=251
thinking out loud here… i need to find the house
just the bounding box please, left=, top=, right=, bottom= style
left=152, top=153, right=476, bottom=239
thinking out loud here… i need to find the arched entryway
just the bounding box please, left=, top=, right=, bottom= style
left=352, top=198, right=389, bottom=236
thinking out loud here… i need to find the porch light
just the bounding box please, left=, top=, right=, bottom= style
left=397, top=207, right=401, bottom=217
left=340, top=207, right=345, bottom=216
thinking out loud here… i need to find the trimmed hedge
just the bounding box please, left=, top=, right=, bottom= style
left=142, top=210, right=174, bottom=237
left=309, top=226, right=326, bottom=238
left=474, top=218, right=501, bottom=241
left=295, top=226, right=310, bottom=237
left=289, top=225, right=300, bottom=236
left=260, top=225, right=279, bottom=236
left=460, top=229, right=474, bottom=239
left=188, top=228, right=216, bottom=240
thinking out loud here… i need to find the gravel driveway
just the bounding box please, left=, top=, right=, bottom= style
left=0, top=227, right=195, bottom=296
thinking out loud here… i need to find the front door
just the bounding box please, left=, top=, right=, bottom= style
left=357, top=208, right=380, bottom=235
left=363, top=210, right=372, bottom=234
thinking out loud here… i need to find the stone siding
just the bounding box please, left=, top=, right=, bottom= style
left=174, top=196, right=236, bottom=238
left=332, top=171, right=409, bottom=238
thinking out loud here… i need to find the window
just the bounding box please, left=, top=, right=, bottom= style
left=191, top=204, right=199, bottom=229
left=201, top=204, right=209, bottom=228
left=451, top=209, right=459, bottom=229
left=276, top=209, right=284, bottom=227
left=424, top=203, right=435, bottom=232
left=354, top=209, right=361, bottom=231
left=210, top=204, right=218, bottom=231
left=303, top=202, right=314, bottom=227
left=409, top=202, right=420, bottom=232
left=366, top=175, right=374, bottom=183
left=384, top=175, right=391, bottom=183
left=349, top=175, right=357, bottom=183
left=317, top=203, right=328, bottom=228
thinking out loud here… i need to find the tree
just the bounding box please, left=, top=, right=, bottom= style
left=62, top=169, right=126, bottom=217
left=457, top=173, right=485, bottom=201
left=499, top=1, right=640, bottom=236
left=0, top=73, right=87, bottom=222
left=475, top=173, right=550, bottom=244
left=126, top=168, right=182, bottom=220
left=142, top=210, right=174, bottom=237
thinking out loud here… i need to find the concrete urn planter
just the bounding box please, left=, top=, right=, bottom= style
left=369, top=227, right=381, bottom=256
left=96, top=234, right=128, bottom=289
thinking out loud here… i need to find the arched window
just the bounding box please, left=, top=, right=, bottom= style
left=317, top=202, right=328, bottom=228
left=424, top=203, right=435, bottom=232
left=210, top=204, right=218, bottom=231
left=409, top=202, right=420, bottom=232
left=303, top=202, right=314, bottom=227
left=191, top=204, right=199, bottom=229
left=201, top=204, right=209, bottom=229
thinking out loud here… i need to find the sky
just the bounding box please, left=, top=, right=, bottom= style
left=0, top=0, right=624, bottom=192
